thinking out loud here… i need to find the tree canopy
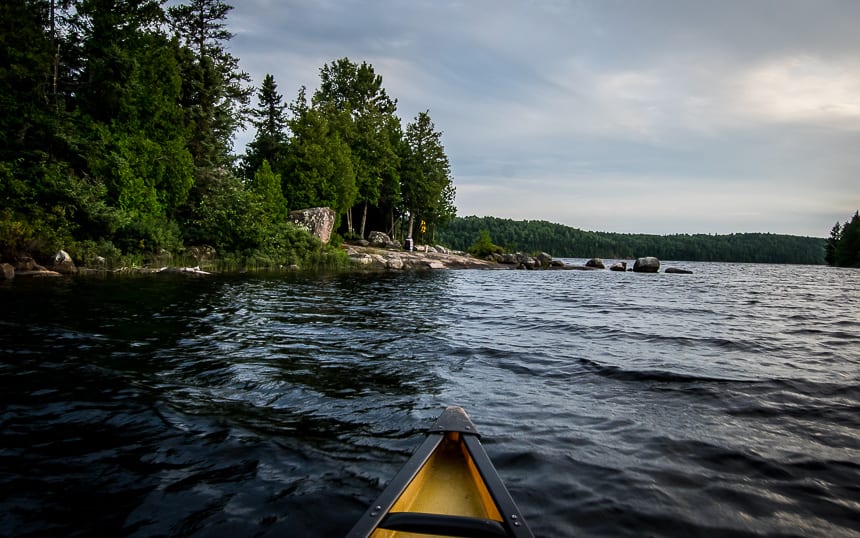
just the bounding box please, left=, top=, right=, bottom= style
left=826, top=211, right=860, bottom=267
left=0, top=1, right=457, bottom=269
left=439, top=216, right=827, bottom=265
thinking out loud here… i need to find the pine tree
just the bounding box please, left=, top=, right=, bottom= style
left=835, top=212, right=860, bottom=267
left=244, top=73, right=288, bottom=179
left=401, top=111, right=456, bottom=242
left=167, top=0, right=251, bottom=171
left=825, top=221, right=842, bottom=266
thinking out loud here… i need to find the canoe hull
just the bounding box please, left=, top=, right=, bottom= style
left=347, top=407, right=533, bottom=538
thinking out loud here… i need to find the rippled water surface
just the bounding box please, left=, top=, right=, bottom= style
left=2, top=263, right=859, bottom=537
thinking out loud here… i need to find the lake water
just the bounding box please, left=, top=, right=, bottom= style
left=1, top=262, right=859, bottom=537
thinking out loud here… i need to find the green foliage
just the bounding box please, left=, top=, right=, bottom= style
left=440, top=216, right=827, bottom=264
left=115, top=216, right=184, bottom=255
left=0, top=0, right=56, bottom=163
left=467, top=230, right=504, bottom=258
left=313, top=58, right=400, bottom=237
left=282, top=88, right=357, bottom=214
left=401, top=110, right=456, bottom=243
left=250, top=160, right=287, bottom=220
left=66, top=239, right=123, bottom=269
left=244, top=73, right=288, bottom=178
left=168, top=0, right=252, bottom=169
left=828, top=211, right=860, bottom=267
left=0, top=3, right=441, bottom=271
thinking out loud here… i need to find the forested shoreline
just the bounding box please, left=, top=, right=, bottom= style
left=0, top=0, right=455, bottom=270
left=2, top=1, right=853, bottom=272
left=440, top=216, right=828, bottom=265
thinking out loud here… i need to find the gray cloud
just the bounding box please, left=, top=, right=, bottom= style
left=229, top=0, right=860, bottom=235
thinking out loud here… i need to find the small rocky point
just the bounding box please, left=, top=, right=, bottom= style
left=344, top=234, right=693, bottom=274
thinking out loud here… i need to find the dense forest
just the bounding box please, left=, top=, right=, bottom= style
left=0, top=0, right=455, bottom=268
left=826, top=211, right=860, bottom=267
left=439, top=216, right=828, bottom=264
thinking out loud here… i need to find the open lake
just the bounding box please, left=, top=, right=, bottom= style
left=1, top=262, right=859, bottom=537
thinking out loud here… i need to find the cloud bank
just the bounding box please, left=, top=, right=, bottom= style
left=229, top=0, right=860, bottom=236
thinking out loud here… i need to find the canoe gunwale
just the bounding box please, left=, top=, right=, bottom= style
left=346, top=431, right=444, bottom=537
left=346, top=407, right=534, bottom=538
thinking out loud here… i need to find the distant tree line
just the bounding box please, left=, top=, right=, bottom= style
left=439, top=216, right=827, bottom=265
left=0, top=0, right=455, bottom=268
left=826, top=211, right=860, bottom=267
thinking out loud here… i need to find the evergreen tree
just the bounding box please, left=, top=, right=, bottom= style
left=70, top=0, right=165, bottom=124
left=401, top=111, right=456, bottom=242
left=0, top=0, right=56, bottom=164
left=244, top=73, right=288, bottom=179
left=834, top=211, right=860, bottom=267
left=250, top=160, right=286, bottom=221
left=313, top=58, right=399, bottom=237
left=282, top=87, right=356, bottom=215
left=167, top=0, right=251, bottom=171
left=826, top=221, right=842, bottom=266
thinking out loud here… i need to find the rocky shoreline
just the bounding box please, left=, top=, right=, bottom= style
left=344, top=242, right=693, bottom=274
left=1, top=243, right=692, bottom=279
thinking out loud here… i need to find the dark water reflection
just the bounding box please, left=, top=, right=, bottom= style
left=1, top=265, right=859, bottom=537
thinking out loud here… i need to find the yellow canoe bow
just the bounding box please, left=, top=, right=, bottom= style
left=347, top=406, right=534, bottom=538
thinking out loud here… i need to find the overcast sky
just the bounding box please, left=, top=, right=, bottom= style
left=227, top=0, right=860, bottom=236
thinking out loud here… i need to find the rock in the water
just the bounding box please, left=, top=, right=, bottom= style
left=14, top=256, right=43, bottom=272
left=633, top=257, right=660, bottom=273
left=1, top=263, right=14, bottom=280
left=609, top=261, right=627, bottom=272
left=159, top=266, right=211, bottom=275
left=585, top=258, right=605, bottom=269
left=665, top=267, right=693, bottom=274
left=50, top=250, right=77, bottom=274
left=288, top=207, right=336, bottom=243
left=536, top=252, right=554, bottom=267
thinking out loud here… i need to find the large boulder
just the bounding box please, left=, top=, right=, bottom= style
left=536, top=252, right=554, bottom=267
left=288, top=207, right=336, bottom=244
left=50, top=250, right=77, bottom=274
left=633, top=257, right=660, bottom=273
left=368, top=231, right=390, bottom=246
left=1, top=263, right=14, bottom=280
left=585, top=258, right=605, bottom=269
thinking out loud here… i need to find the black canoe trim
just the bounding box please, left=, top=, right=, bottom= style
left=379, top=512, right=508, bottom=538
left=345, top=406, right=534, bottom=538
left=346, top=432, right=442, bottom=537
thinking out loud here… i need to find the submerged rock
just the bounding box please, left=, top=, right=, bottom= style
left=665, top=267, right=693, bottom=274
